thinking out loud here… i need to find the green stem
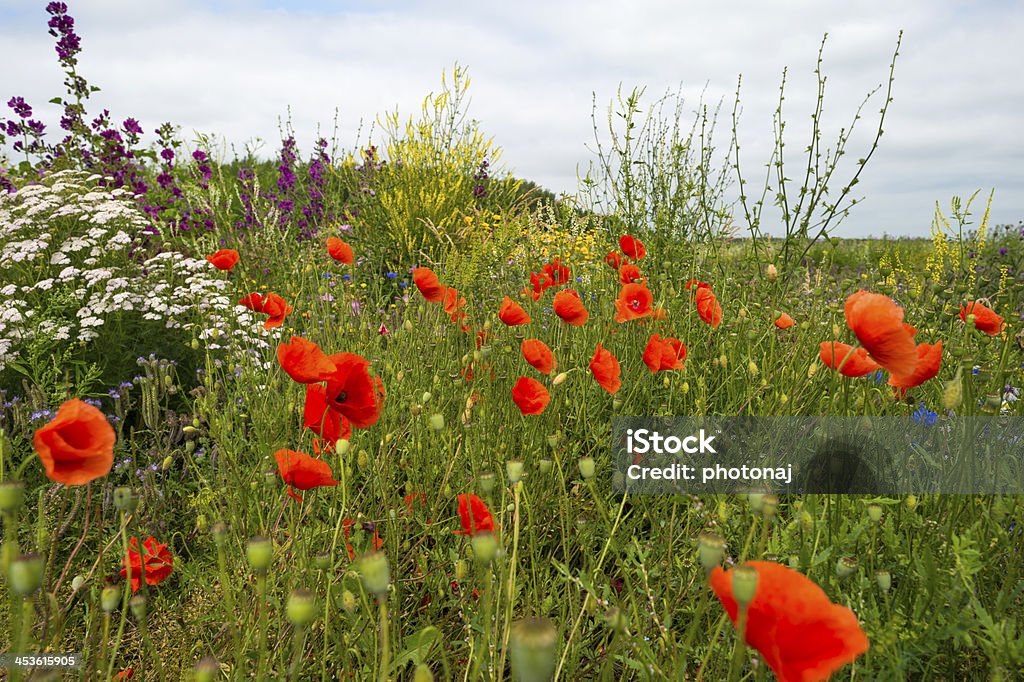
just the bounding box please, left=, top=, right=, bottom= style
left=727, top=605, right=749, bottom=681
left=257, top=573, right=268, bottom=682
left=378, top=598, right=391, bottom=682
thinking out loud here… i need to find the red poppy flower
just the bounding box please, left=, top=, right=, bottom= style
left=121, top=536, right=174, bottom=593
left=462, top=361, right=495, bottom=382
left=326, top=237, right=354, bottom=264
left=695, top=287, right=723, bottom=328
left=342, top=519, right=384, bottom=560
left=453, top=493, right=498, bottom=535
left=303, top=384, right=352, bottom=444
left=960, top=300, right=1004, bottom=336
left=499, top=296, right=532, bottom=326
left=614, top=283, right=654, bottom=323
left=206, top=249, right=239, bottom=271
left=774, top=313, right=795, bottom=329
left=619, top=234, right=646, bottom=260
left=521, top=338, right=556, bottom=374
left=590, top=343, right=622, bottom=394
left=443, top=287, right=468, bottom=326
left=819, top=342, right=880, bottom=377
left=275, top=448, right=339, bottom=502
left=238, top=292, right=265, bottom=311
left=278, top=336, right=336, bottom=383
left=542, top=258, right=571, bottom=286
left=710, top=561, right=869, bottom=682
left=324, top=353, right=384, bottom=428
left=619, top=263, right=644, bottom=285
left=843, top=290, right=917, bottom=377
left=413, top=268, right=446, bottom=303
left=475, top=329, right=492, bottom=349
left=33, top=398, right=115, bottom=486
left=643, top=334, right=686, bottom=372
left=261, top=292, right=293, bottom=330
left=511, top=376, right=551, bottom=415
left=888, top=341, right=943, bottom=391
left=114, top=669, right=134, bottom=680
left=553, top=289, right=589, bottom=326
left=605, top=251, right=624, bottom=270
left=524, top=270, right=555, bottom=301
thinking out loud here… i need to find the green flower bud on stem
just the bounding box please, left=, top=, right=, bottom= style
left=130, top=594, right=147, bottom=621
left=697, top=533, right=726, bottom=573
left=9, top=553, right=44, bottom=596
left=578, top=456, right=596, bottom=481
left=0, top=480, right=25, bottom=513
left=101, top=585, right=121, bottom=612
left=286, top=588, right=317, bottom=626
left=836, top=556, right=859, bottom=579
left=470, top=532, right=498, bottom=565
left=359, top=551, right=391, bottom=598
left=113, top=486, right=133, bottom=511
left=246, top=536, right=273, bottom=575
left=509, top=617, right=558, bottom=682
left=506, top=460, right=524, bottom=484
left=732, top=564, right=759, bottom=607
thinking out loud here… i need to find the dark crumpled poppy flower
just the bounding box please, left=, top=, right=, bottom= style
left=442, top=287, right=469, bottom=328
left=342, top=518, right=384, bottom=560
left=888, top=341, right=942, bottom=392
left=499, top=296, right=531, bottom=326
left=844, top=290, right=917, bottom=377
left=275, top=448, right=339, bottom=502
left=614, top=282, right=654, bottom=323
left=512, top=376, right=551, bottom=415
left=643, top=334, right=686, bottom=372
left=710, top=561, right=869, bottom=682
left=33, top=398, right=115, bottom=486
left=326, top=237, right=354, bottom=264
left=960, top=300, right=1004, bottom=336
left=695, top=287, right=722, bottom=328
left=619, top=234, right=646, bottom=260
left=453, top=493, right=498, bottom=535
left=819, top=342, right=880, bottom=377
left=277, top=336, right=336, bottom=383
left=521, top=338, right=555, bottom=374
left=553, top=289, right=589, bottom=326
left=206, top=248, right=239, bottom=271
left=121, top=536, right=174, bottom=593
left=413, top=267, right=446, bottom=303
left=324, top=353, right=385, bottom=428
left=590, top=343, right=622, bottom=394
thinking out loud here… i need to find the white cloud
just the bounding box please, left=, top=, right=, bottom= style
left=1, top=0, right=1021, bottom=236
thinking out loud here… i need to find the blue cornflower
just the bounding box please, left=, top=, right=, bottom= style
left=386, top=272, right=398, bottom=279
left=868, top=370, right=886, bottom=384
left=343, top=274, right=351, bottom=281
left=912, top=403, right=938, bottom=426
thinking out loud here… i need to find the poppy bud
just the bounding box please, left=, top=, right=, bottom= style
left=867, top=504, right=883, bottom=523
left=905, top=495, right=918, bottom=511
left=604, top=606, right=628, bottom=632
left=196, top=515, right=208, bottom=533
left=788, top=555, right=800, bottom=570
left=538, top=459, right=552, bottom=474
left=552, top=372, right=568, bottom=386
left=246, top=536, right=274, bottom=575
left=832, top=323, right=842, bottom=338
left=428, top=413, right=445, bottom=432
left=718, top=354, right=728, bottom=369
left=287, top=588, right=317, bottom=626
left=403, top=319, right=414, bottom=332
left=194, top=657, right=220, bottom=682
left=72, top=575, right=86, bottom=592
left=340, top=589, right=358, bottom=614
left=836, top=556, right=859, bottom=579
left=612, top=398, right=623, bottom=411
left=335, top=439, right=350, bottom=455
left=478, top=472, right=496, bottom=495
left=101, top=585, right=121, bottom=612
left=357, top=449, right=370, bottom=469
left=875, top=569, right=891, bottom=593
left=0, top=479, right=25, bottom=513
left=422, top=391, right=432, bottom=404
left=662, top=376, right=671, bottom=388
left=8, top=553, right=44, bottom=596
left=681, top=381, right=689, bottom=394
left=761, top=494, right=778, bottom=519
left=130, top=594, right=147, bottom=621
left=578, top=456, right=596, bottom=480
left=455, top=559, right=469, bottom=582
left=941, top=369, right=963, bottom=410
left=747, top=492, right=765, bottom=513
left=113, top=486, right=133, bottom=511
left=732, top=564, right=759, bottom=608
left=190, top=338, right=200, bottom=350
left=471, top=532, right=498, bottom=564
left=506, top=460, right=524, bottom=484
left=799, top=510, right=813, bottom=531
left=766, top=264, right=778, bottom=282
left=211, top=522, right=228, bottom=545
left=747, top=360, right=759, bottom=378
left=717, top=500, right=729, bottom=522
left=739, top=308, right=748, bottom=320
left=192, top=417, right=201, bottom=429
left=965, top=313, right=977, bottom=329
left=162, top=455, right=174, bottom=471
left=359, top=551, right=391, bottom=597
left=697, top=533, right=726, bottom=573
left=510, top=617, right=558, bottom=682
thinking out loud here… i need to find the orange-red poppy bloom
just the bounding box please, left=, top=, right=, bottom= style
left=590, top=343, right=622, bottom=394
left=303, top=384, right=352, bottom=445
left=324, top=353, right=384, bottom=428
left=619, top=263, right=644, bottom=285
left=605, top=251, right=624, bottom=270
left=277, top=336, right=336, bottom=383
left=412, top=268, right=446, bottom=303
left=523, top=270, right=555, bottom=301
left=326, top=237, right=354, bottom=264
left=522, top=338, right=556, bottom=374
left=238, top=292, right=264, bottom=311
left=543, top=258, right=572, bottom=286
left=121, top=536, right=174, bottom=593
left=960, top=300, right=1004, bottom=336
left=511, top=376, right=551, bottom=415
left=843, top=290, right=917, bottom=376
left=888, top=341, right=943, bottom=391
left=695, top=287, right=723, bottom=328
left=619, top=234, right=646, bottom=260
left=643, top=334, right=686, bottom=372
left=499, top=296, right=532, bottom=326
left=453, top=493, right=498, bottom=535
left=275, top=448, right=339, bottom=502
left=553, top=289, right=589, bottom=326
left=614, top=282, right=654, bottom=323
left=33, top=398, right=115, bottom=486
left=819, top=342, right=880, bottom=377
left=710, top=561, right=869, bottom=682
left=774, top=313, right=795, bottom=329
left=443, top=287, right=468, bottom=326
left=342, top=518, right=383, bottom=560
left=205, top=248, right=239, bottom=271
left=246, top=292, right=293, bottom=330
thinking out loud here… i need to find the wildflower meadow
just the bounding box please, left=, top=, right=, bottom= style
left=2, top=4, right=1024, bottom=681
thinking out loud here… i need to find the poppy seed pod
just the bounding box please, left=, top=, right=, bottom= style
left=875, top=569, right=892, bottom=593
left=538, top=459, right=553, bottom=475
left=194, top=657, right=220, bottom=682
left=761, top=494, right=779, bottom=519
left=552, top=372, right=568, bottom=386
left=8, top=553, right=44, bottom=596
left=72, top=575, right=86, bottom=592
left=428, top=413, right=445, bottom=431
left=287, top=588, right=317, bottom=626
left=510, top=617, right=558, bottom=682
left=403, top=319, right=414, bottom=332
left=697, top=533, right=726, bottom=573
left=905, top=495, right=918, bottom=511
left=0, top=479, right=25, bottom=513
left=359, top=551, right=391, bottom=597
left=578, top=456, right=596, bottom=480
left=836, top=556, right=859, bottom=579
left=129, top=594, right=147, bottom=621
left=867, top=504, right=883, bottom=523
left=101, top=585, right=121, bottom=612
left=470, top=532, right=498, bottom=564
left=341, top=589, right=357, bottom=614
left=211, top=522, right=228, bottom=545
left=747, top=492, right=765, bottom=513
left=246, top=536, right=273, bottom=574
left=478, top=472, right=496, bottom=495
left=414, top=663, right=435, bottom=682
left=113, top=486, right=133, bottom=511
left=506, top=460, right=524, bottom=484
left=766, top=264, right=778, bottom=282
left=731, top=564, right=759, bottom=607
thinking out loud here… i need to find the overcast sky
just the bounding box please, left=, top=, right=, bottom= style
left=2, top=0, right=1021, bottom=237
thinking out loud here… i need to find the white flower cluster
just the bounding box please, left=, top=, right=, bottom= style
left=0, top=170, right=277, bottom=372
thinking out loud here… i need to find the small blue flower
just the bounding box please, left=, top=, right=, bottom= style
left=386, top=272, right=398, bottom=279
left=343, top=274, right=351, bottom=281
left=868, top=370, right=886, bottom=384
left=912, top=403, right=938, bottom=426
